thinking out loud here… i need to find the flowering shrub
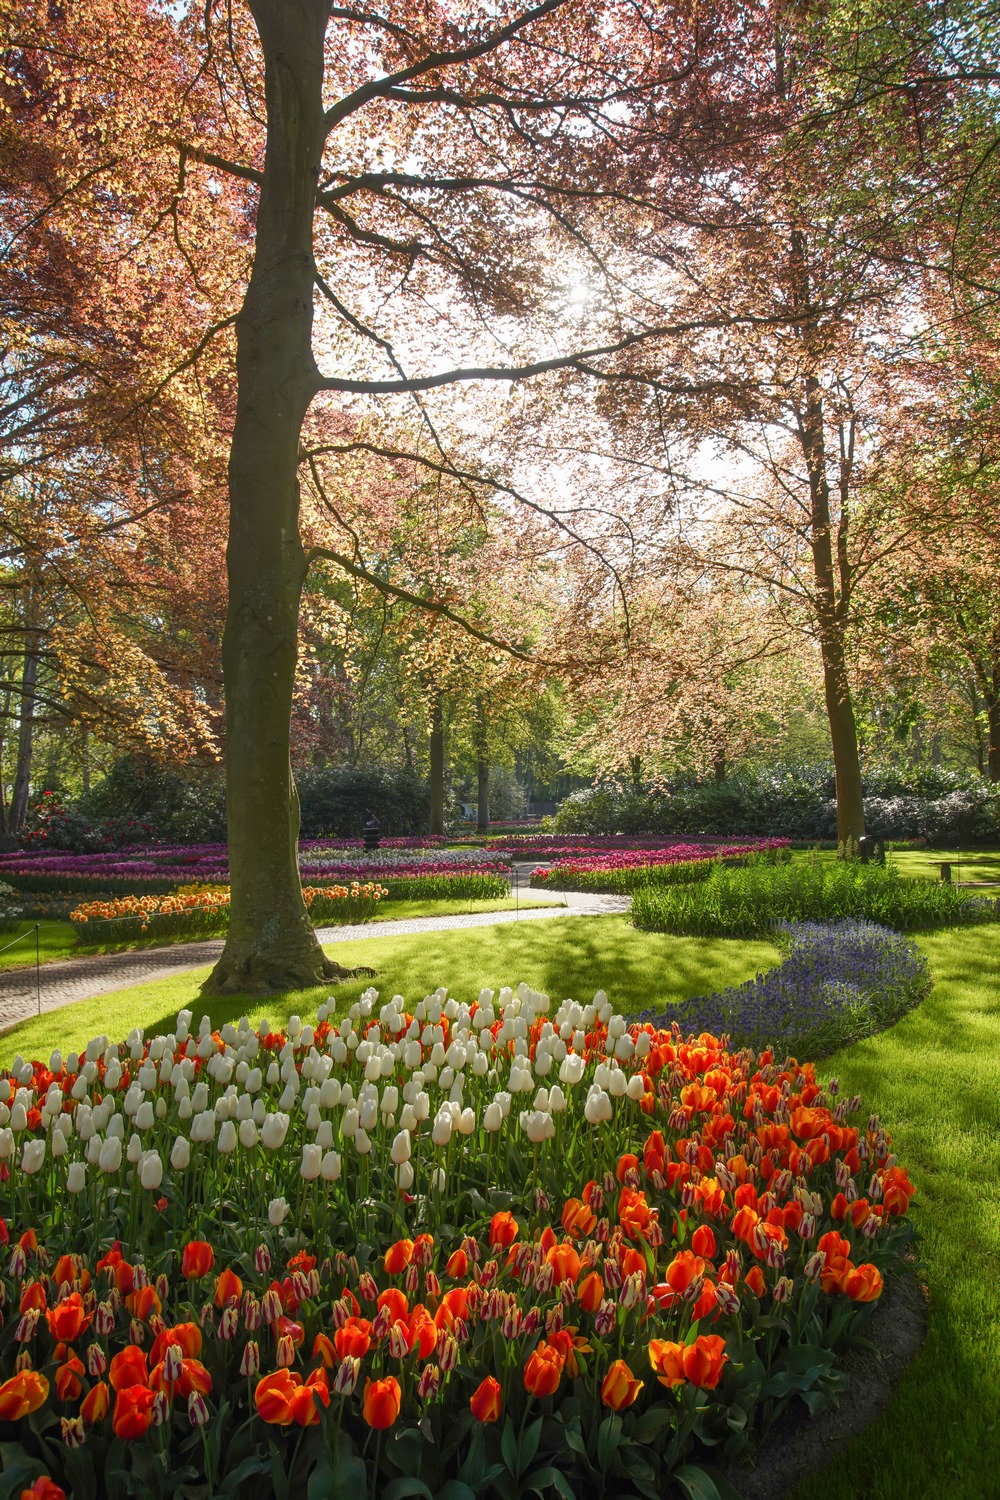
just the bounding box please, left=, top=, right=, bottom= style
left=636, top=922, right=932, bottom=1058
left=631, top=855, right=1000, bottom=936
left=0, top=882, right=24, bottom=936
left=69, top=885, right=388, bottom=947
left=0, top=985, right=915, bottom=1497
left=530, top=840, right=791, bottom=895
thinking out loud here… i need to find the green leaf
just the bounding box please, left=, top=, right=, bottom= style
left=673, top=1464, right=746, bottom=1500
left=518, top=1416, right=544, bottom=1475
left=633, top=1405, right=675, bottom=1444
left=435, top=1483, right=477, bottom=1500
left=382, top=1480, right=434, bottom=1500
left=596, top=1413, right=622, bottom=1472
left=219, top=1456, right=274, bottom=1497
left=500, top=1416, right=518, bottom=1477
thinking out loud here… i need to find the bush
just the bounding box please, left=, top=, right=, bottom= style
left=0, top=880, right=23, bottom=934
left=81, top=757, right=228, bottom=843
left=553, top=765, right=1000, bottom=844
left=635, top=920, right=932, bottom=1057
left=631, top=855, right=1000, bottom=937
left=297, top=765, right=429, bottom=837
left=20, top=791, right=158, bottom=853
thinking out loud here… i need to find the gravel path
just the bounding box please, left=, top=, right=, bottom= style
left=0, top=870, right=626, bottom=1032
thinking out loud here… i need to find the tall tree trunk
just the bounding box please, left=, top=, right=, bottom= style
left=795, top=332, right=865, bottom=844
left=988, top=691, right=1000, bottom=783
left=630, top=753, right=642, bottom=791
left=9, top=634, right=39, bottom=838
left=476, top=697, right=489, bottom=832
left=713, top=751, right=726, bottom=783
left=429, top=697, right=445, bottom=835
left=206, top=0, right=355, bottom=994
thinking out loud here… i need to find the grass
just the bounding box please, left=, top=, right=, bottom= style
left=0, top=914, right=779, bottom=1063
left=0, top=896, right=561, bottom=971
left=0, top=910, right=997, bottom=1494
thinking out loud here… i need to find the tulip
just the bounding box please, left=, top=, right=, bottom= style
left=260, top=1113, right=289, bottom=1150
left=601, top=1360, right=643, bottom=1410
left=170, top=1137, right=191, bottom=1171
left=181, top=1242, right=215, bottom=1279
left=0, top=1370, right=49, bottom=1419
left=112, top=1386, right=157, bottom=1440
left=470, top=1375, right=502, bottom=1422
left=20, top=1140, right=45, bottom=1175
left=139, top=1152, right=163, bottom=1190
left=300, top=1143, right=322, bottom=1180
left=268, top=1197, right=289, bottom=1227
left=362, top=1375, right=401, bottom=1430
left=321, top=1149, right=342, bottom=1182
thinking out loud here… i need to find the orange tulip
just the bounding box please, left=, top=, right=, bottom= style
left=648, top=1338, right=686, bottom=1389
left=601, top=1360, right=644, bottom=1410
left=150, top=1323, right=202, bottom=1366
left=288, top=1370, right=330, bottom=1427
left=489, top=1211, right=519, bottom=1249
left=377, top=1287, right=409, bottom=1324
left=545, top=1242, right=581, bottom=1285
left=662, top=1250, right=705, bottom=1294
left=577, top=1271, right=604, bottom=1313
left=214, top=1268, right=243, bottom=1308
left=682, top=1335, right=728, bottom=1390
left=561, top=1197, right=597, bottom=1238
left=0, top=1370, right=49, bottom=1420
left=384, top=1239, right=415, bottom=1275
left=434, top=1287, right=469, bottom=1332
left=690, top=1225, right=717, bottom=1259
left=45, top=1292, right=91, bottom=1344
left=523, top=1341, right=564, bottom=1398
left=19, top=1282, right=47, bottom=1313
left=842, top=1263, right=883, bottom=1303
left=334, top=1317, right=373, bottom=1361
left=52, top=1256, right=79, bottom=1288
left=80, top=1381, right=110, bottom=1425
left=744, top=1266, right=766, bottom=1298
left=150, top=1357, right=213, bottom=1400
left=255, top=1369, right=298, bottom=1425
left=362, top=1375, right=401, bottom=1429
left=109, top=1347, right=148, bottom=1393
left=20, top=1479, right=65, bottom=1500
left=470, top=1375, right=503, bottom=1422
left=112, top=1385, right=157, bottom=1440
left=616, top=1152, right=640, bottom=1182
left=181, top=1241, right=215, bottom=1279
left=312, top=1333, right=337, bottom=1368
left=126, top=1285, right=161, bottom=1321
left=445, top=1249, right=468, bottom=1279
left=55, top=1356, right=85, bottom=1402
left=617, top=1188, right=655, bottom=1241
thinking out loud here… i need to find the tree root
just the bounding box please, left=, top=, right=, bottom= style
left=202, top=948, right=376, bottom=997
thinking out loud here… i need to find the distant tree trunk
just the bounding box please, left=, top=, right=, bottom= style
left=630, top=754, right=642, bottom=791
left=9, top=634, right=39, bottom=838
left=988, top=691, right=1000, bottom=783
left=476, top=697, right=489, bottom=832
left=81, top=724, right=91, bottom=798
left=205, top=0, right=358, bottom=994
left=429, top=696, right=445, bottom=835
left=713, top=750, right=726, bottom=783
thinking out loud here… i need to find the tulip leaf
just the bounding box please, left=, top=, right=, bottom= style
left=518, top=1415, right=543, bottom=1474
left=381, top=1478, right=434, bottom=1500
left=500, top=1416, right=519, bottom=1476
left=596, top=1413, right=622, bottom=1472
left=434, top=1483, right=477, bottom=1500
left=673, top=1464, right=740, bottom=1500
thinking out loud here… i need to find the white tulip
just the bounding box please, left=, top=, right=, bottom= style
left=67, top=1162, right=87, bottom=1194
left=614, top=1035, right=635, bottom=1062
left=319, top=1078, right=341, bottom=1109
left=171, top=1137, right=191, bottom=1170
left=21, top=1139, right=45, bottom=1174
left=10, top=1103, right=27, bottom=1132
left=99, top=1136, right=123, bottom=1173
left=457, top=1108, right=476, bottom=1136
left=127, top=1133, right=142, bottom=1163
left=483, top=1102, right=503, bottom=1133
left=314, top=1120, right=333, bottom=1149
left=239, top=1118, right=259, bottom=1150
left=321, top=1149, right=342, bottom=1182
left=626, top=1073, right=645, bottom=1101
left=395, top=1161, right=414, bottom=1191
left=301, top=1144, right=323, bottom=1180
left=261, top=1112, right=289, bottom=1150
left=178, top=1097, right=193, bottom=1122
left=548, top=1085, right=567, bottom=1113
left=135, top=1101, right=155, bottom=1131
left=608, top=1070, right=627, bottom=1099
left=0, top=1128, right=14, bottom=1159
left=558, top=1054, right=586, bottom=1086
left=390, top=1129, right=411, bottom=1164
left=268, top=1196, right=289, bottom=1226
left=359, top=1096, right=378, bottom=1132
left=218, top=1121, right=238, bottom=1155
left=431, top=1111, right=452, bottom=1147
left=190, top=1111, right=215, bottom=1144
left=354, top=1127, right=372, bottom=1155
left=140, top=1152, right=163, bottom=1190
left=584, top=1089, right=613, bottom=1124
left=51, top=1131, right=68, bottom=1158
left=245, top=1066, right=263, bottom=1094
left=341, top=1107, right=359, bottom=1138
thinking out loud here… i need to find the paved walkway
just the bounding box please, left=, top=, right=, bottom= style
left=0, top=868, right=627, bottom=1032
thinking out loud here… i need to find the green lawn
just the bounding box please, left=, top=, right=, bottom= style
left=0, top=914, right=779, bottom=1062
left=791, top=846, right=1000, bottom=885
left=2, top=910, right=997, bottom=1496
left=0, top=896, right=561, bottom=972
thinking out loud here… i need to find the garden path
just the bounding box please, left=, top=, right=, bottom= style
left=0, top=871, right=625, bottom=1031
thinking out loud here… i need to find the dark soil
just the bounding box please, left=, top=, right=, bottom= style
left=718, top=1266, right=928, bottom=1500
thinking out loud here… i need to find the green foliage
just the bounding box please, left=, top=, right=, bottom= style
left=81, top=756, right=227, bottom=843
left=296, top=765, right=429, bottom=837
left=631, top=856, right=1000, bottom=937
left=553, top=765, right=1000, bottom=844
left=373, top=872, right=510, bottom=901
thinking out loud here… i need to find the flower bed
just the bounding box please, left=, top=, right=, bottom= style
left=0, top=842, right=510, bottom=898
left=530, top=840, right=791, bottom=896
left=69, top=884, right=388, bottom=947
left=636, top=921, right=932, bottom=1058
left=631, top=855, right=1000, bottom=936
left=0, top=985, right=914, bottom=1498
